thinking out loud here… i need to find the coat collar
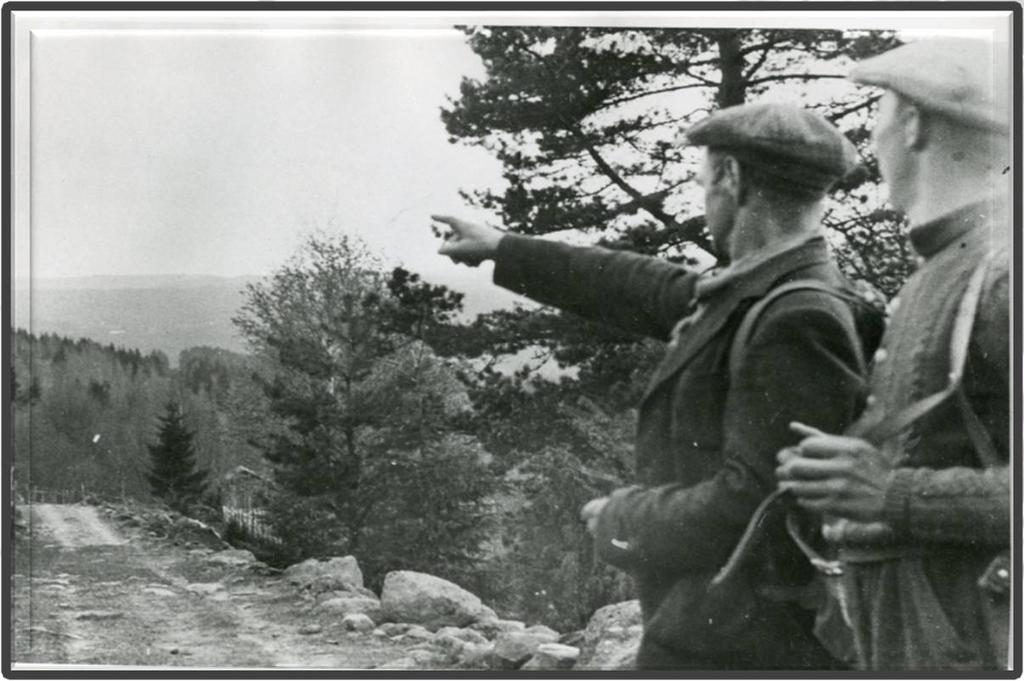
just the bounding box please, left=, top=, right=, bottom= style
left=641, top=236, right=832, bottom=403
left=909, top=199, right=1007, bottom=257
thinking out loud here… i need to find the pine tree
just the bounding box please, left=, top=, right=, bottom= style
left=146, top=401, right=208, bottom=511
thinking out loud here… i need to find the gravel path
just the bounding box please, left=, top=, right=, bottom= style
left=12, top=503, right=409, bottom=670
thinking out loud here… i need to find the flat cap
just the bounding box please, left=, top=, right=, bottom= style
left=849, top=38, right=1009, bottom=134
left=682, top=102, right=860, bottom=192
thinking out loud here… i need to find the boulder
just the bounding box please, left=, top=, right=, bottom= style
left=283, top=556, right=364, bottom=591
left=407, top=648, right=445, bottom=667
left=341, top=613, right=375, bottom=633
left=400, top=624, right=433, bottom=642
left=434, top=626, right=488, bottom=646
left=525, top=624, right=560, bottom=639
left=430, top=631, right=468, bottom=664
left=576, top=600, right=642, bottom=670
left=470, top=618, right=525, bottom=639
left=379, top=622, right=412, bottom=637
left=317, top=593, right=382, bottom=622
left=379, top=571, right=484, bottom=631
left=206, top=549, right=257, bottom=568
left=521, top=643, right=580, bottom=670
left=455, top=641, right=494, bottom=669
left=489, top=628, right=560, bottom=670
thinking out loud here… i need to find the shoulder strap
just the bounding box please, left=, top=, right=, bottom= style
left=728, top=279, right=848, bottom=385
left=855, top=252, right=993, bottom=446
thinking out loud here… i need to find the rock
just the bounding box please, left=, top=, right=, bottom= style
left=372, top=628, right=388, bottom=638
left=559, top=629, right=585, bottom=647
left=525, top=624, right=560, bottom=639
left=400, top=624, right=433, bottom=641
left=470, top=617, right=524, bottom=639
left=380, top=622, right=412, bottom=637
left=317, top=593, right=382, bottom=622
left=430, top=632, right=467, bottom=664
left=456, top=641, right=494, bottom=669
left=142, top=586, right=178, bottom=598
left=206, top=549, right=257, bottom=568
left=379, top=571, right=482, bottom=631
left=521, top=643, right=580, bottom=670
left=341, top=613, right=375, bottom=633
left=434, top=626, right=488, bottom=646
left=298, top=624, right=323, bottom=635
left=489, top=628, right=560, bottom=670
left=283, top=556, right=363, bottom=592
left=476, top=604, right=497, bottom=621
left=74, top=610, right=122, bottom=621
left=576, top=600, right=642, bottom=670
left=407, top=648, right=444, bottom=667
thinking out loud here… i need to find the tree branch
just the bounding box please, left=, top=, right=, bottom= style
left=599, top=81, right=712, bottom=110
left=747, top=73, right=845, bottom=85
left=827, top=94, right=881, bottom=122
left=742, top=45, right=773, bottom=80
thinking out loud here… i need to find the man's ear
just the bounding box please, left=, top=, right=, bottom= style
left=716, top=155, right=742, bottom=200
left=901, top=102, right=926, bottom=151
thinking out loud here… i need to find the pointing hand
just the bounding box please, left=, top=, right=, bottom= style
left=431, top=215, right=504, bottom=266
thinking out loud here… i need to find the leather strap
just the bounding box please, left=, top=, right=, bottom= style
left=851, top=252, right=992, bottom=444
left=711, top=253, right=994, bottom=587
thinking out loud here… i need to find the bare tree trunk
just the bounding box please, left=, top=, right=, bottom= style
left=716, top=30, right=747, bottom=108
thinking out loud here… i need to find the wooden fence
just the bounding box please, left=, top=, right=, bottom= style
left=222, top=490, right=278, bottom=543
left=24, top=485, right=93, bottom=505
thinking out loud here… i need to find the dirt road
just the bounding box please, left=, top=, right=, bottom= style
left=12, top=503, right=407, bottom=670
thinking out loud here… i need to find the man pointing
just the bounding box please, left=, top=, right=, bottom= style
left=435, top=102, right=875, bottom=669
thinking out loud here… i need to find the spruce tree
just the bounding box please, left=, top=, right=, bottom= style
left=146, top=401, right=208, bottom=511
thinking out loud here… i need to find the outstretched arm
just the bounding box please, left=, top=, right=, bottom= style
left=433, top=215, right=698, bottom=340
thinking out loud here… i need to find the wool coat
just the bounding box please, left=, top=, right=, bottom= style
left=834, top=201, right=1010, bottom=671
left=493, top=234, right=874, bottom=669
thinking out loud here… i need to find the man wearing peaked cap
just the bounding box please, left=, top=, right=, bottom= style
left=432, top=102, right=881, bottom=669
left=777, top=38, right=1011, bottom=670
left=682, top=102, right=862, bottom=197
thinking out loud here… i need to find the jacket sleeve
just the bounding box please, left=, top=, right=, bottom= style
left=596, top=292, right=868, bottom=573
left=882, top=466, right=1009, bottom=545
left=881, top=258, right=1010, bottom=546
left=493, top=233, right=698, bottom=341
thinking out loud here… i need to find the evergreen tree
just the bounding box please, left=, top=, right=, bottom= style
left=146, top=401, right=208, bottom=511
left=234, top=233, right=497, bottom=585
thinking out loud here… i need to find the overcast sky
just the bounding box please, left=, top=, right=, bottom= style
left=14, top=12, right=1009, bottom=301
left=27, top=27, right=509, bottom=297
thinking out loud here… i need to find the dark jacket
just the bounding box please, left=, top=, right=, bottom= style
left=494, top=234, right=871, bottom=669
left=835, top=202, right=1010, bottom=671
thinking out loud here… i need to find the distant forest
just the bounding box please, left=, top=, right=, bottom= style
left=12, top=329, right=268, bottom=500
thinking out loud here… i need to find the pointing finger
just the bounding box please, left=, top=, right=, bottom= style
left=790, top=421, right=828, bottom=439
